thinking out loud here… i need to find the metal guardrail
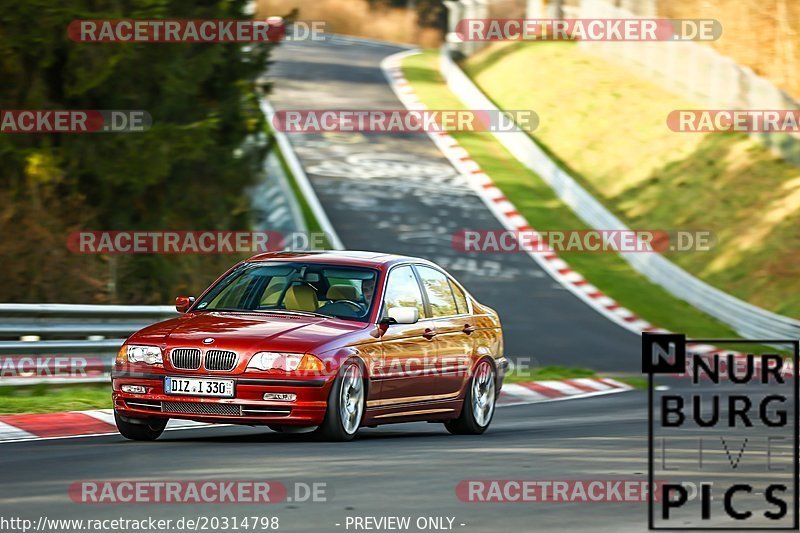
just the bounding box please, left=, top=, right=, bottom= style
left=0, top=303, right=176, bottom=317
left=0, top=304, right=178, bottom=374
left=0, top=305, right=178, bottom=384
left=439, top=47, right=800, bottom=342
left=0, top=339, right=128, bottom=354
left=0, top=304, right=176, bottom=348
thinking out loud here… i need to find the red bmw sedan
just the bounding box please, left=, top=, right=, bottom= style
left=112, top=251, right=506, bottom=441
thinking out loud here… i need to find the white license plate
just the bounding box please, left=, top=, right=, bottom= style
left=165, top=376, right=234, bottom=398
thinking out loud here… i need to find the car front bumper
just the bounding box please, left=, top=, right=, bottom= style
left=112, top=370, right=333, bottom=426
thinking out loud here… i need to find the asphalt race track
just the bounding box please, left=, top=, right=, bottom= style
left=266, top=37, right=640, bottom=373
left=4, top=377, right=795, bottom=531
left=2, top=392, right=653, bottom=532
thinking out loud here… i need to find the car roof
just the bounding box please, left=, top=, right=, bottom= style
left=245, top=250, right=434, bottom=269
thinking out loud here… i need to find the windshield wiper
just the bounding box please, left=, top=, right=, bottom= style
left=262, top=309, right=330, bottom=319
left=194, top=307, right=256, bottom=313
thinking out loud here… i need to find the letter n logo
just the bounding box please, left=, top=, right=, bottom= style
left=642, top=333, right=686, bottom=374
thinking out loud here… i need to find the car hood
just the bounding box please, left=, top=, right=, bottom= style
left=128, top=311, right=367, bottom=355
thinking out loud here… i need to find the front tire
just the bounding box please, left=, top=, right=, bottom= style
left=114, top=410, right=168, bottom=441
left=445, top=359, right=496, bottom=435
left=314, top=361, right=365, bottom=441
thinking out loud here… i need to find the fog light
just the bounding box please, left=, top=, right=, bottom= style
left=263, top=392, right=296, bottom=401
left=121, top=385, right=147, bottom=394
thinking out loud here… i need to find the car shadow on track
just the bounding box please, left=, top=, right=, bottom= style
left=111, top=424, right=534, bottom=445
left=152, top=428, right=453, bottom=445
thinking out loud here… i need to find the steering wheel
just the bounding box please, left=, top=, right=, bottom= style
left=334, top=299, right=364, bottom=312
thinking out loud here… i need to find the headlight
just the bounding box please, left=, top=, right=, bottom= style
left=247, top=352, right=324, bottom=373
left=125, top=345, right=163, bottom=365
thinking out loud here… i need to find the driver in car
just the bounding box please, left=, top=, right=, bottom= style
left=361, top=276, right=376, bottom=305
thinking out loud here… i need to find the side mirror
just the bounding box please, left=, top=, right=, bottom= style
left=175, top=296, right=195, bottom=313
left=386, top=306, right=419, bottom=325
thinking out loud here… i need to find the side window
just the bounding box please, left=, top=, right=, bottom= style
left=415, top=266, right=458, bottom=317
left=450, top=280, right=469, bottom=315
left=384, top=265, right=426, bottom=318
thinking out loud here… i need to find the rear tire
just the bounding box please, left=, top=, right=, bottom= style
left=445, top=359, right=496, bottom=435
left=314, top=361, right=365, bottom=441
left=114, top=410, right=168, bottom=441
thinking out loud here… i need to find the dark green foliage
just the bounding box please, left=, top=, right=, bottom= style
left=0, top=0, right=277, bottom=303
left=368, top=0, right=447, bottom=31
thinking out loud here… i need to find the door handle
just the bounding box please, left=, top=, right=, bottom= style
left=462, top=324, right=476, bottom=335
left=422, top=328, right=437, bottom=340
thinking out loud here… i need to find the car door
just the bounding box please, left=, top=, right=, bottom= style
left=371, top=264, right=437, bottom=408
left=413, top=265, right=473, bottom=397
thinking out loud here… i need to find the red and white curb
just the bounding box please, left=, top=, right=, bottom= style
left=0, top=378, right=631, bottom=443
left=380, top=50, right=791, bottom=376
left=0, top=410, right=211, bottom=443
left=498, top=378, right=631, bottom=407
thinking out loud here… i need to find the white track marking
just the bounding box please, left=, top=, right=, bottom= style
left=534, top=380, right=586, bottom=396
left=570, top=378, right=612, bottom=391
left=0, top=421, right=36, bottom=441
left=80, top=409, right=116, bottom=426
left=500, top=384, right=550, bottom=402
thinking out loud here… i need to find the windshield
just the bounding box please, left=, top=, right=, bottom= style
left=193, top=262, right=380, bottom=322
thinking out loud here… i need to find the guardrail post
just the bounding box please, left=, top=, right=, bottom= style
left=526, top=0, right=546, bottom=18
left=443, top=0, right=466, bottom=57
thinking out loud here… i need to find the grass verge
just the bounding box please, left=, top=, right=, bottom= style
left=614, top=376, right=648, bottom=390
left=502, top=365, right=596, bottom=384
left=465, top=41, right=800, bottom=318
left=502, top=365, right=647, bottom=390
left=264, top=120, right=331, bottom=249
left=0, top=384, right=111, bottom=415
left=401, top=49, right=778, bottom=355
